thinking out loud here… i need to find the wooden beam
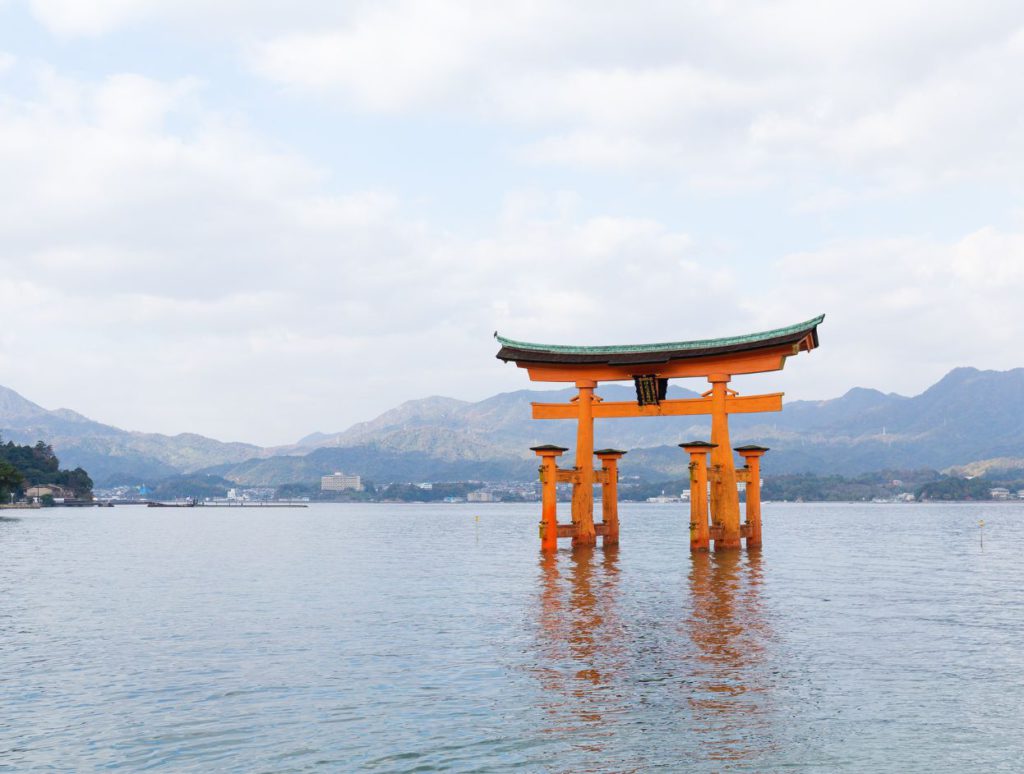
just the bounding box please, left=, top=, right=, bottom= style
left=531, top=392, right=783, bottom=420
left=521, top=347, right=791, bottom=383
left=555, top=469, right=579, bottom=484
left=552, top=468, right=610, bottom=483
left=555, top=523, right=610, bottom=539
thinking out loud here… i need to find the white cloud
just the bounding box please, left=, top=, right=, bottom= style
left=25, top=0, right=357, bottom=37
left=28, top=0, right=159, bottom=36
left=251, top=2, right=499, bottom=111
left=240, top=1, right=1024, bottom=189
left=0, top=67, right=746, bottom=443
left=9, top=5, right=1024, bottom=444
left=22, top=2, right=1024, bottom=189
left=746, top=228, right=1024, bottom=401
left=5, top=63, right=1023, bottom=442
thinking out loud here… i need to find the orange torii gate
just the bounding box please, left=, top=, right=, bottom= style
left=495, top=315, right=823, bottom=552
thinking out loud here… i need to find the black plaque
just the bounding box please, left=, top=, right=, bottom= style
left=634, top=374, right=661, bottom=406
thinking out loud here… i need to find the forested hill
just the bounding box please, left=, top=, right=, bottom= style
left=0, top=439, right=93, bottom=500
left=213, top=367, right=1024, bottom=486
left=0, top=384, right=269, bottom=485
left=8, top=367, right=1024, bottom=487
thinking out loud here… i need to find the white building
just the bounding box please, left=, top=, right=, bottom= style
left=321, top=472, right=364, bottom=492
left=467, top=490, right=499, bottom=503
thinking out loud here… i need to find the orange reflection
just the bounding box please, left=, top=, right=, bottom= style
left=534, top=547, right=626, bottom=756
left=685, top=549, right=776, bottom=765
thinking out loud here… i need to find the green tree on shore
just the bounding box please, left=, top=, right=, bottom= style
left=0, top=460, right=23, bottom=502
left=916, top=477, right=992, bottom=501
left=0, top=436, right=93, bottom=499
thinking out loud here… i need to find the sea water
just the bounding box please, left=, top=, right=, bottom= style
left=2, top=502, right=1022, bottom=771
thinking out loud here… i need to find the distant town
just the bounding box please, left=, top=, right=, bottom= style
left=7, top=434, right=1024, bottom=509
left=83, top=469, right=1024, bottom=506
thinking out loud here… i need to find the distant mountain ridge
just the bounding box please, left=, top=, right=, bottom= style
left=0, top=385, right=270, bottom=485
left=218, top=367, right=1024, bottom=485
left=295, top=384, right=705, bottom=456
left=6, top=367, right=1024, bottom=487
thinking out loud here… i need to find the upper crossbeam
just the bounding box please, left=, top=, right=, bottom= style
left=531, top=393, right=783, bottom=420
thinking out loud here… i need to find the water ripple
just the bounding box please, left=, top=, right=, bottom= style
left=2, top=503, right=1023, bottom=771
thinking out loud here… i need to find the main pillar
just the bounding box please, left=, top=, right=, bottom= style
left=572, top=380, right=597, bottom=547
left=680, top=441, right=715, bottom=552
left=595, top=449, right=625, bottom=546
left=532, top=444, right=568, bottom=552
left=708, top=374, right=741, bottom=550
left=735, top=445, right=768, bottom=550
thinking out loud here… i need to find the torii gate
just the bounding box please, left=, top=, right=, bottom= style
left=495, top=315, right=823, bottom=552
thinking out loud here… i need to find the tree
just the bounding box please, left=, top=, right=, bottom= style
left=57, top=467, right=94, bottom=499
left=0, top=461, right=22, bottom=502
left=0, top=440, right=94, bottom=502
left=917, top=477, right=992, bottom=501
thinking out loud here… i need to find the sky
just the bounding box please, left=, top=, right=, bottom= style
left=1, top=1, right=1024, bottom=446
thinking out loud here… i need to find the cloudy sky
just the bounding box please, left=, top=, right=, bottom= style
left=2, top=1, right=1023, bottom=445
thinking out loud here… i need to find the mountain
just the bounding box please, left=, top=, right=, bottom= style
left=8, top=366, right=1024, bottom=488
left=214, top=367, right=1024, bottom=485
left=294, top=384, right=705, bottom=457
left=748, top=367, right=1024, bottom=472
left=0, top=385, right=269, bottom=486
left=202, top=445, right=534, bottom=487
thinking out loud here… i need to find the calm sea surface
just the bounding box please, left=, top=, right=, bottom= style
left=2, top=502, right=1023, bottom=772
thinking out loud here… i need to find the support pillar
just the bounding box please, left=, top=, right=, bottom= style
left=572, top=380, right=597, bottom=547
left=735, top=445, right=769, bottom=550
left=707, top=374, right=741, bottom=550
left=532, top=444, right=567, bottom=552
left=680, top=441, right=715, bottom=552
left=595, top=449, right=626, bottom=546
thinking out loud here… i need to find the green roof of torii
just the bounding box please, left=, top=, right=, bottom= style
left=495, top=315, right=824, bottom=364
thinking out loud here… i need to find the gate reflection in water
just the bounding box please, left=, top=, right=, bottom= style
left=535, top=548, right=627, bottom=750
left=533, top=544, right=777, bottom=769
left=685, top=550, right=776, bottom=766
